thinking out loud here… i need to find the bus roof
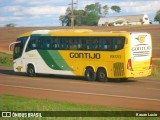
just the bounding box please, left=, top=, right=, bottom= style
left=18, top=29, right=139, bottom=38
left=18, top=31, right=32, bottom=38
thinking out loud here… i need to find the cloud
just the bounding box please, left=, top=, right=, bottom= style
left=0, top=16, right=23, bottom=22
left=80, top=0, right=95, bottom=8
left=3, top=5, right=20, bottom=12
left=0, top=0, right=68, bottom=26
left=2, top=5, right=67, bottom=16
left=117, top=0, right=160, bottom=14
left=0, top=0, right=160, bottom=27
left=16, top=6, right=66, bottom=16
left=14, top=0, right=67, bottom=5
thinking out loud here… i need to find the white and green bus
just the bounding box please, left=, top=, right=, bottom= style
left=9, top=29, right=152, bottom=82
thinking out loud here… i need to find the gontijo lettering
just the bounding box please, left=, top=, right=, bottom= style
left=131, top=46, right=151, bottom=51
left=70, top=52, right=100, bottom=59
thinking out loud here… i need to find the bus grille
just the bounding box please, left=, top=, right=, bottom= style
left=113, top=63, right=124, bottom=77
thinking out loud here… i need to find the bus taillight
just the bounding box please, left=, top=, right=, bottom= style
left=149, top=57, right=152, bottom=69
left=127, top=59, right=133, bottom=71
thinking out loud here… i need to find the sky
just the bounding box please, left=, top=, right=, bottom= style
left=0, top=0, right=160, bottom=27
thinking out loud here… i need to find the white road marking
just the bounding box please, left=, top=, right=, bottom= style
left=0, top=84, right=160, bottom=102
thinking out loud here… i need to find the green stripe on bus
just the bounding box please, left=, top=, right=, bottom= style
left=47, top=51, right=72, bottom=71
left=37, top=50, right=72, bottom=71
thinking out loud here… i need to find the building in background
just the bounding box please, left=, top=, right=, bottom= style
left=98, top=14, right=150, bottom=26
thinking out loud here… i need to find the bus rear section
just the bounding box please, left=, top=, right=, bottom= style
left=126, top=32, right=152, bottom=78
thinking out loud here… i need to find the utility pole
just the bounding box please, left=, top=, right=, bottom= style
left=69, top=0, right=78, bottom=29
left=71, top=0, right=74, bottom=29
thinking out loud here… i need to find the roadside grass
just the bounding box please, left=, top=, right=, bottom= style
left=0, top=95, right=159, bottom=120
left=0, top=52, right=12, bottom=67
left=150, top=60, right=160, bottom=79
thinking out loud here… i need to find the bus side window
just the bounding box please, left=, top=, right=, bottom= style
left=112, top=38, right=124, bottom=50
left=86, top=38, right=91, bottom=50
left=41, top=37, right=51, bottom=50
left=73, top=39, right=78, bottom=50
left=104, top=39, right=111, bottom=50
left=77, top=38, right=82, bottom=50
left=60, top=37, right=68, bottom=50
left=69, top=38, right=77, bottom=50
left=31, top=39, right=37, bottom=49
left=99, top=39, right=104, bottom=50
left=81, top=38, right=86, bottom=50
left=26, top=36, right=40, bottom=52
left=92, top=38, right=98, bottom=50
left=53, top=38, right=59, bottom=49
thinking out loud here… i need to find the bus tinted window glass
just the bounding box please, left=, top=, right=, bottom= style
left=26, top=36, right=41, bottom=51
left=112, top=37, right=125, bottom=51
left=91, top=38, right=98, bottom=50
left=53, top=37, right=59, bottom=49
left=41, top=36, right=52, bottom=49
left=60, top=37, right=68, bottom=50
left=99, top=37, right=105, bottom=50
left=68, top=37, right=78, bottom=50
left=25, top=36, right=125, bottom=51
left=13, top=42, right=23, bottom=60
left=104, top=38, right=112, bottom=50
left=86, top=38, right=91, bottom=50
left=77, top=38, right=81, bottom=50
left=81, top=38, right=86, bottom=50
left=17, top=37, right=28, bottom=47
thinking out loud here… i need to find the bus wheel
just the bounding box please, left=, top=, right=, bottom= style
left=97, top=68, right=108, bottom=82
left=85, top=68, right=96, bottom=81
left=27, top=64, right=36, bottom=77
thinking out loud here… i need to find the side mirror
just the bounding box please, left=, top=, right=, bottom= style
left=9, top=41, right=21, bottom=51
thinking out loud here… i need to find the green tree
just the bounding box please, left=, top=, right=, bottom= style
left=154, top=10, right=160, bottom=24
left=59, top=3, right=121, bottom=26
left=74, top=10, right=86, bottom=26
left=95, top=2, right=101, bottom=15
left=102, top=5, right=109, bottom=16
left=111, top=5, right=121, bottom=13
left=59, top=7, right=72, bottom=26
left=84, top=2, right=101, bottom=25
left=5, top=23, right=16, bottom=27
left=85, top=2, right=101, bottom=15
left=84, top=12, right=100, bottom=26
left=59, top=15, right=66, bottom=26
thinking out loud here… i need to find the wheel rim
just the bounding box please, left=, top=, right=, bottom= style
left=88, top=71, right=93, bottom=79
left=85, top=68, right=95, bottom=81
left=29, top=68, right=33, bottom=74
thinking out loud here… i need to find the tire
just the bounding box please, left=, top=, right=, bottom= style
left=27, top=65, right=36, bottom=77
left=85, top=68, right=96, bottom=81
left=97, top=68, right=108, bottom=82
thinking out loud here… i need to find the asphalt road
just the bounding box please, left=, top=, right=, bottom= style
left=0, top=66, right=160, bottom=111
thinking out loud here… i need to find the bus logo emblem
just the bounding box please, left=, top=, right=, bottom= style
left=137, top=35, right=146, bottom=43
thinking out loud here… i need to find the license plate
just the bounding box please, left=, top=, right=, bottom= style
left=139, top=72, right=144, bottom=75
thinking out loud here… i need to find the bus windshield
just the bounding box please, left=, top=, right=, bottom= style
left=13, top=36, right=28, bottom=60
left=13, top=42, right=23, bottom=60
